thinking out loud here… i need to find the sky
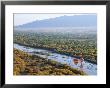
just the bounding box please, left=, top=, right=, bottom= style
left=14, top=13, right=96, bottom=26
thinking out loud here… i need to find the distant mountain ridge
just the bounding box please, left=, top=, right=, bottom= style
left=15, top=15, right=97, bottom=29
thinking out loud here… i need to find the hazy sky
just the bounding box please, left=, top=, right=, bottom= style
left=14, top=13, right=96, bottom=26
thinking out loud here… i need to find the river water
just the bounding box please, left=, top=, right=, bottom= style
left=14, top=43, right=97, bottom=75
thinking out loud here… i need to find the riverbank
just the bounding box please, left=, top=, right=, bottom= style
left=14, top=48, right=86, bottom=75
left=14, top=42, right=97, bottom=64
left=14, top=43, right=97, bottom=75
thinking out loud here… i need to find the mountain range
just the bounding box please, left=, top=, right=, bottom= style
left=15, top=15, right=97, bottom=29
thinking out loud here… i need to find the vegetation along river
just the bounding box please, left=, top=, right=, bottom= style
left=14, top=43, right=97, bottom=75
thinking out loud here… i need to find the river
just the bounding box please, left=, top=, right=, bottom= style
left=14, top=43, right=97, bottom=75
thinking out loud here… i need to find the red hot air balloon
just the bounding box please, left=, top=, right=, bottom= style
left=73, top=58, right=79, bottom=65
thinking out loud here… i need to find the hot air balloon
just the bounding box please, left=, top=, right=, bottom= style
left=73, top=58, right=79, bottom=65
left=80, top=57, right=84, bottom=62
